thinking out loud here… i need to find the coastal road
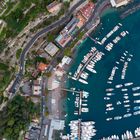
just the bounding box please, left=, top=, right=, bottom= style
left=9, top=0, right=85, bottom=94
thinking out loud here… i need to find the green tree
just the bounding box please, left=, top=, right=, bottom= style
left=64, top=47, right=71, bottom=56
left=16, top=48, right=22, bottom=59
left=47, top=34, right=55, bottom=42
left=0, top=95, right=40, bottom=139
left=7, top=118, right=15, bottom=126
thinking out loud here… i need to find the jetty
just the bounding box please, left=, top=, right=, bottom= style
left=61, top=88, right=81, bottom=94
left=61, top=88, right=83, bottom=115
left=86, top=33, right=102, bottom=45
left=76, top=51, right=98, bottom=79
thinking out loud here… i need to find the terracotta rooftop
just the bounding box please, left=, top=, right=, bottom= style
left=38, top=63, right=47, bottom=71
left=80, top=2, right=94, bottom=19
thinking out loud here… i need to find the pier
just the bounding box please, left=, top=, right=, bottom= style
left=61, top=88, right=83, bottom=115
left=76, top=51, right=98, bottom=79
left=79, top=91, right=82, bottom=115
left=78, top=119, right=81, bottom=140
left=61, top=88, right=81, bottom=94
left=86, top=33, right=102, bottom=45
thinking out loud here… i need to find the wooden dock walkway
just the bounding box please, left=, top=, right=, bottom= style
left=61, top=88, right=81, bottom=93
left=61, top=88, right=83, bottom=115
left=76, top=51, right=98, bottom=79
left=86, top=33, right=102, bottom=45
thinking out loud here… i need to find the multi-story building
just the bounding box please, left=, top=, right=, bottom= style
left=55, top=1, right=95, bottom=48
left=55, top=17, right=79, bottom=47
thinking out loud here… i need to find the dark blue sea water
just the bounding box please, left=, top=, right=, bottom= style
left=65, top=5, right=140, bottom=140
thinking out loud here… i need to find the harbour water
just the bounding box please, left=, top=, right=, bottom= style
left=65, top=5, right=140, bottom=140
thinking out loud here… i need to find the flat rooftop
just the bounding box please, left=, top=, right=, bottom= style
left=44, top=42, right=59, bottom=57
left=115, top=0, right=128, bottom=4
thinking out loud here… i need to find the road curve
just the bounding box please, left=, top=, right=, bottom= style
left=9, top=0, right=85, bottom=93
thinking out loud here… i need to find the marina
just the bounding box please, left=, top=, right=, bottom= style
left=64, top=5, right=140, bottom=140
left=62, top=120, right=96, bottom=140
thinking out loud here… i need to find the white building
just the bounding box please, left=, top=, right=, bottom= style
left=58, top=56, right=72, bottom=68
left=48, top=119, right=65, bottom=140
left=110, top=0, right=130, bottom=8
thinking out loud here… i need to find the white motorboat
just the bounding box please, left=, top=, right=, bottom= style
left=123, top=113, right=132, bottom=118
left=81, top=108, right=89, bottom=113
left=79, top=78, right=88, bottom=84
left=106, top=118, right=112, bottom=121
left=115, top=84, right=123, bottom=88
left=106, top=88, right=114, bottom=92
left=124, top=82, right=133, bottom=86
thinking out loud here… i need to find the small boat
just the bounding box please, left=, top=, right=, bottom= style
left=115, top=84, right=123, bottom=88
left=114, top=116, right=122, bottom=120
left=124, top=82, right=133, bottom=86
left=125, top=51, right=128, bottom=53
left=123, top=52, right=127, bottom=56
left=120, top=59, right=124, bottom=62
left=106, top=118, right=112, bottom=121
left=134, top=110, right=140, bottom=115
left=124, top=96, right=129, bottom=100
left=124, top=93, right=128, bottom=95
left=123, top=113, right=132, bottom=118
left=78, top=78, right=88, bottom=84
left=124, top=100, right=130, bottom=103
left=122, top=88, right=128, bottom=92
left=124, top=104, right=130, bottom=108
left=82, top=103, right=87, bottom=107
left=134, top=100, right=140, bottom=103
left=129, top=54, right=133, bottom=57
left=118, top=23, right=122, bottom=26
left=127, top=58, right=131, bottom=62
left=106, top=107, right=114, bottom=111
left=81, top=108, right=89, bottom=113
left=116, top=101, right=121, bottom=105
left=126, top=31, right=129, bottom=34
left=107, top=81, right=112, bottom=84
left=120, top=31, right=127, bottom=37
left=132, top=87, right=140, bottom=91
left=75, top=102, right=79, bottom=107
left=106, top=93, right=115, bottom=96
left=133, top=93, right=140, bottom=96
left=74, top=112, right=78, bottom=115
left=133, top=106, right=140, bottom=111
left=71, top=77, right=77, bottom=80
left=124, top=96, right=129, bottom=99
left=106, top=103, right=112, bottom=108
left=86, top=66, right=97, bottom=74
left=126, top=108, right=130, bottom=112
left=106, top=88, right=114, bottom=92
left=121, top=56, right=125, bottom=59
left=104, top=97, right=110, bottom=100
left=82, top=91, right=89, bottom=98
